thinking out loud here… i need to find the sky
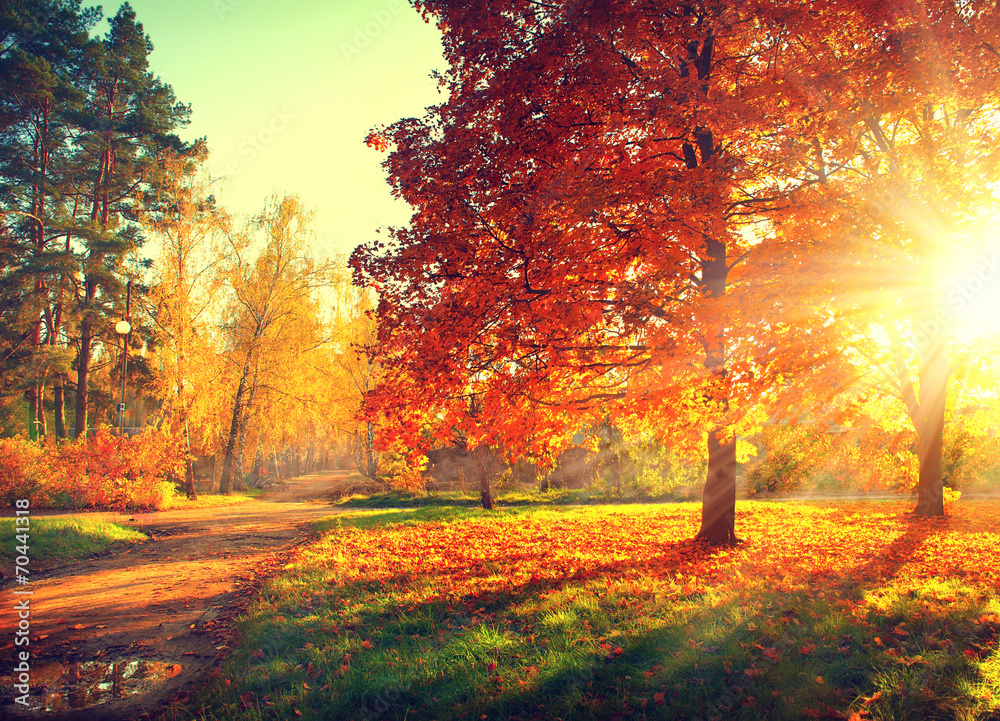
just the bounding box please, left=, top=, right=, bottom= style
left=86, top=0, right=446, bottom=261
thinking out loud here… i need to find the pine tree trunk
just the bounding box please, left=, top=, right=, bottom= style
left=75, top=315, right=92, bottom=439
left=37, top=380, right=47, bottom=437
left=26, top=385, right=39, bottom=441
left=53, top=374, right=66, bottom=438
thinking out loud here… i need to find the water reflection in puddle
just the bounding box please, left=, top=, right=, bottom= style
left=13, top=658, right=182, bottom=711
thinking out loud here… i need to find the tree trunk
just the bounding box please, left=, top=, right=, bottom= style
left=74, top=314, right=92, bottom=439
left=38, top=380, right=47, bottom=437
left=694, top=231, right=737, bottom=544
left=26, top=385, right=40, bottom=441
left=219, top=359, right=251, bottom=493
left=53, top=373, right=66, bottom=439
left=678, top=32, right=737, bottom=542
left=183, top=422, right=197, bottom=500
left=185, top=456, right=197, bottom=499
left=176, top=310, right=196, bottom=499
left=250, top=449, right=263, bottom=487
left=480, top=473, right=493, bottom=510
left=218, top=404, right=241, bottom=494
left=234, top=422, right=248, bottom=491
left=697, top=430, right=738, bottom=544
left=913, top=323, right=947, bottom=516
left=365, top=423, right=377, bottom=479
left=474, top=446, right=497, bottom=510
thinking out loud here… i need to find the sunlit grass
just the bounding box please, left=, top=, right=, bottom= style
left=171, top=500, right=1000, bottom=721
left=0, top=516, right=146, bottom=568
left=162, top=488, right=265, bottom=510
left=334, top=486, right=688, bottom=510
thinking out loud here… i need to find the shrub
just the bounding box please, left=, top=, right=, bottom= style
left=0, top=436, right=45, bottom=505
left=0, top=427, right=186, bottom=510
left=744, top=422, right=919, bottom=495
left=944, top=426, right=1000, bottom=492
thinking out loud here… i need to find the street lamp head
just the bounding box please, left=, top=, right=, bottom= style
left=115, top=319, right=131, bottom=335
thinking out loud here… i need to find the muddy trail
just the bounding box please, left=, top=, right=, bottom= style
left=0, top=471, right=353, bottom=721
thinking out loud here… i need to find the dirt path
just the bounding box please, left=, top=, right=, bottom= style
left=0, top=471, right=353, bottom=721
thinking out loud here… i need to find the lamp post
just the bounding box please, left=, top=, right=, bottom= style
left=115, top=318, right=130, bottom=434
left=115, top=280, right=132, bottom=435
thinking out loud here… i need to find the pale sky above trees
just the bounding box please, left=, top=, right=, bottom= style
left=90, top=0, right=446, bottom=259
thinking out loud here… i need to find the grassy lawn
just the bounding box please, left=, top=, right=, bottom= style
left=174, top=499, right=1000, bottom=721
left=164, top=488, right=265, bottom=510
left=0, top=516, right=146, bottom=569
left=333, top=487, right=691, bottom=509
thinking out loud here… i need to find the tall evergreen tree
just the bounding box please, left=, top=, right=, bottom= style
left=69, top=2, right=194, bottom=437
left=0, top=0, right=97, bottom=438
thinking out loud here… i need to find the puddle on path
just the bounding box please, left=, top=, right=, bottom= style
left=3, top=658, right=182, bottom=712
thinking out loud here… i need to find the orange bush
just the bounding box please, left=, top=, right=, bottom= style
left=0, top=436, right=45, bottom=504
left=746, top=423, right=920, bottom=495
left=0, top=427, right=186, bottom=510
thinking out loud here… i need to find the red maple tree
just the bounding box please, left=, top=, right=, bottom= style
left=354, top=0, right=1000, bottom=534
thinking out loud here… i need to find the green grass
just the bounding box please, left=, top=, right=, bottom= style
left=0, top=516, right=146, bottom=569
left=334, top=486, right=688, bottom=509
left=163, top=488, right=265, bottom=509
left=168, top=500, right=1000, bottom=721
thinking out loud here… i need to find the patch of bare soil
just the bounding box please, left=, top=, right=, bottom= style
left=0, top=471, right=354, bottom=720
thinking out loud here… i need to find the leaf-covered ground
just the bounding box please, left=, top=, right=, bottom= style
left=179, top=500, right=1000, bottom=721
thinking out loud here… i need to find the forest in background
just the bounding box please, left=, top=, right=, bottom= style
left=2, top=0, right=1000, bottom=518
left=0, top=0, right=380, bottom=504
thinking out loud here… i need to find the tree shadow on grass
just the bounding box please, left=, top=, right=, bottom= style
left=836, top=512, right=950, bottom=595
left=227, top=538, right=741, bottom=719
left=220, top=508, right=1000, bottom=721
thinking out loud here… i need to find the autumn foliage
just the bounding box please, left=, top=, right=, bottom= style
left=315, top=503, right=993, bottom=610
left=354, top=0, right=1000, bottom=534
left=206, top=500, right=1000, bottom=720
left=0, top=428, right=186, bottom=509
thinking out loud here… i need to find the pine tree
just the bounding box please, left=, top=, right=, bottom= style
left=69, top=2, right=194, bottom=438
left=0, top=0, right=97, bottom=438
